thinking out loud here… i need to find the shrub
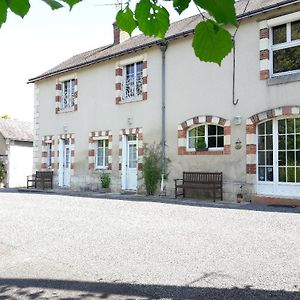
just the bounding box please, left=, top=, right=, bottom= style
left=0, top=161, right=6, bottom=183
left=100, top=173, right=111, bottom=189
left=143, top=143, right=170, bottom=195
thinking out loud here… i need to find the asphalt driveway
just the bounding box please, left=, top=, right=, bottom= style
left=0, top=192, right=299, bottom=299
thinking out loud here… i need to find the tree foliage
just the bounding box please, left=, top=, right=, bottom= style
left=0, top=0, right=238, bottom=64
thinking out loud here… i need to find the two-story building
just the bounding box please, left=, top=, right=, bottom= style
left=28, top=0, right=300, bottom=205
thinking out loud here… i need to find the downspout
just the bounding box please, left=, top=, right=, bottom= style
left=160, top=41, right=168, bottom=194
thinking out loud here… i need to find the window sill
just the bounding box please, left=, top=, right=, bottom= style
left=268, top=72, right=300, bottom=85
left=119, top=96, right=144, bottom=104
left=58, top=107, right=76, bottom=113
left=180, top=149, right=226, bottom=155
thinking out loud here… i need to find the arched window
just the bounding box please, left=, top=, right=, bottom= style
left=188, top=124, right=224, bottom=150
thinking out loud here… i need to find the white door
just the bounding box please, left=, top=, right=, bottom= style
left=257, top=117, right=300, bottom=196
left=59, top=139, right=71, bottom=187
left=122, top=135, right=137, bottom=190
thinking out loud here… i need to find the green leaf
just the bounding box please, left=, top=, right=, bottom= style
left=62, top=0, right=82, bottom=10
left=192, top=20, right=233, bottom=65
left=173, top=0, right=191, bottom=14
left=0, top=0, right=7, bottom=27
left=135, top=0, right=170, bottom=38
left=194, top=0, right=237, bottom=26
left=7, top=0, right=30, bottom=18
left=116, top=6, right=137, bottom=36
left=42, top=0, right=64, bottom=10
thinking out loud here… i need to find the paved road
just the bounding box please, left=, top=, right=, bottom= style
left=0, top=192, right=299, bottom=299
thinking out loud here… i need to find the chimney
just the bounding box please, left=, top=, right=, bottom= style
left=113, top=22, right=130, bottom=45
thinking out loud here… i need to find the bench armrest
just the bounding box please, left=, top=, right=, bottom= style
left=174, top=179, right=183, bottom=185
left=27, top=174, right=36, bottom=180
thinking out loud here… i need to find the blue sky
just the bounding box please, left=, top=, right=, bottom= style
left=0, top=0, right=198, bottom=121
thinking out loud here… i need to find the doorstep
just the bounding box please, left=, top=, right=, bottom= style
left=252, top=194, right=300, bottom=206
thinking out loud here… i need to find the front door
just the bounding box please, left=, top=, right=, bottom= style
left=257, top=117, right=300, bottom=196
left=122, top=135, right=137, bottom=190
left=59, top=139, right=71, bottom=187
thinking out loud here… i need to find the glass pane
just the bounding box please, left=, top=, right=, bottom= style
left=278, top=135, right=286, bottom=150
left=296, top=135, right=300, bottom=149
left=272, top=24, right=286, bottom=44
left=189, top=128, right=196, bottom=137
left=296, top=168, right=300, bottom=183
left=287, top=118, right=295, bottom=134
left=258, top=167, right=265, bottom=181
left=278, top=151, right=286, bottom=166
left=279, top=167, right=286, bottom=182
left=217, top=136, right=224, bottom=147
left=287, top=135, right=295, bottom=150
left=208, top=137, right=216, bottom=148
left=258, top=152, right=265, bottom=165
left=128, top=135, right=136, bottom=141
left=266, top=136, right=273, bottom=150
left=287, top=151, right=295, bottom=166
left=208, top=125, right=216, bottom=135
left=266, top=121, right=272, bottom=134
left=105, top=150, right=108, bottom=166
left=189, top=138, right=195, bottom=148
left=217, top=126, right=224, bottom=135
left=266, top=151, right=273, bottom=165
left=291, top=21, right=300, bottom=41
left=278, top=119, right=286, bottom=134
left=273, top=46, right=300, bottom=74
left=258, top=136, right=265, bottom=150
left=296, top=119, right=300, bottom=133
left=266, top=167, right=273, bottom=181
left=136, top=61, right=143, bottom=73
left=128, top=144, right=137, bottom=168
left=296, top=151, right=300, bottom=166
left=258, top=123, right=265, bottom=135
left=287, top=167, right=295, bottom=182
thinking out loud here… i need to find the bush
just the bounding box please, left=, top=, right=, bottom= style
left=0, top=161, right=6, bottom=183
left=100, top=173, right=110, bottom=188
left=143, top=143, right=170, bottom=195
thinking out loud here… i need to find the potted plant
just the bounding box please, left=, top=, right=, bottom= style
left=0, top=161, right=6, bottom=188
left=237, top=185, right=243, bottom=203
left=100, top=173, right=111, bottom=192
left=195, top=138, right=207, bottom=151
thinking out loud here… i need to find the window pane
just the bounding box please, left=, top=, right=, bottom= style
left=258, top=136, right=265, bottom=150
left=217, top=136, right=224, bottom=147
left=296, top=119, right=300, bottom=133
left=266, top=167, right=273, bottom=181
left=296, top=151, right=300, bottom=166
left=189, top=138, right=195, bottom=148
left=196, top=126, right=205, bottom=136
left=266, top=136, right=273, bottom=150
left=296, top=135, right=300, bottom=149
left=208, top=125, right=216, bottom=135
left=279, top=167, right=286, bottom=182
left=208, top=136, right=216, bottom=148
left=217, top=126, right=224, bottom=135
left=287, top=151, right=295, bottom=166
left=278, top=151, right=286, bottom=166
left=136, top=61, right=143, bottom=73
left=272, top=24, right=286, bottom=44
left=278, top=119, right=286, bottom=134
left=287, top=167, right=295, bottom=182
left=287, top=118, right=295, bottom=134
left=258, top=167, right=265, bottom=181
left=258, top=152, right=265, bottom=165
left=291, top=21, right=300, bottom=41
left=278, top=135, right=286, bottom=150
left=266, top=121, right=272, bottom=134
left=266, top=151, right=273, bottom=165
left=128, top=135, right=136, bottom=141
left=273, top=46, right=300, bottom=74
left=296, top=168, right=300, bottom=182
left=258, top=123, right=265, bottom=135
left=287, top=135, right=295, bottom=150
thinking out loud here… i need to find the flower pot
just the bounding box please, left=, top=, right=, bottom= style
left=196, top=147, right=208, bottom=152
left=0, top=182, right=4, bottom=188
left=237, top=193, right=243, bottom=203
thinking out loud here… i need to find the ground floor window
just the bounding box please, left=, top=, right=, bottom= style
left=96, top=139, right=108, bottom=169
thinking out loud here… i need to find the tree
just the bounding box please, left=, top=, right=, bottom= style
left=0, top=0, right=237, bottom=65
left=0, top=114, right=10, bottom=120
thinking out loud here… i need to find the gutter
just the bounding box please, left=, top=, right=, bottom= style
left=28, top=0, right=300, bottom=83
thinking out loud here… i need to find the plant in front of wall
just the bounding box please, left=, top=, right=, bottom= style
left=195, top=138, right=207, bottom=151
left=0, top=161, right=6, bottom=187
left=143, top=143, right=170, bottom=195
left=100, top=173, right=111, bottom=189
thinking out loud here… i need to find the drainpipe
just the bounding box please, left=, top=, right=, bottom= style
left=160, top=41, right=168, bottom=194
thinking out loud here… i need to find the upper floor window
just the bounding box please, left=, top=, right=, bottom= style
left=188, top=124, right=224, bottom=150
left=272, top=21, right=300, bottom=75
left=123, top=62, right=143, bottom=100
left=96, top=139, right=108, bottom=169
left=61, top=79, right=75, bottom=110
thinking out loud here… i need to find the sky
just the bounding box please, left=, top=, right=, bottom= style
left=0, top=0, right=198, bottom=122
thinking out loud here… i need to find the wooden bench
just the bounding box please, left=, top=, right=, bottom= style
left=174, top=172, right=223, bottom=201
left=27, top=171, right=53, bottom=189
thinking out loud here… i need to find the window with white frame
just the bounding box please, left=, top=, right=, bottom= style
left=188, top=124, right=224, bottom=150
left=123, top=61, right=143, bottom=99
left=95, top=139, right=108, bottom=169
left=61, top=79, right=75, bottom=110
left=46, top=143, right=52, bottom=168
left=271, top=20, right=300, bottom=75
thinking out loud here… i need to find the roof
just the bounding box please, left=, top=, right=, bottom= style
left=28, top=0, right=300, bottom=83
left=0, top=119, right=33, bottom=142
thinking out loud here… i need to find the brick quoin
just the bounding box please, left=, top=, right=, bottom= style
left=246, top=164, right=256, bottom=174
left=260, top=28, right=269, bottom=39
left=246, top=144, right=256, bottom=155
left=246, top=125, right=256, bottom=134
left=283, top=106, right=292, bottom=115
left=260, top=49, right=269, bottom=60
left=260, top=69, right=269, bottom=80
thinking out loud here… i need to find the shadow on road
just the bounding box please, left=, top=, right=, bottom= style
left=0, top=278, right=299, bottom=300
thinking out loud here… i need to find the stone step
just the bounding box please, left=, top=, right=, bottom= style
left=252, top=195, right=300, bottom=206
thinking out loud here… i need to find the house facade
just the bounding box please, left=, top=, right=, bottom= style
left=0, top=119, right=33, bottom=187
left=29, top=0, right=300, bottom=204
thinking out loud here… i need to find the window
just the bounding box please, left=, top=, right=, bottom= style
left=271, top=20, right=300, bottom=75
left=188, top=125, right=224, bottom=150
left=96, top=139, right=108, bottom=169
left=46, top=143, right=52, bottom=168
left=61, top=79, right=75, bottom=110
left=123, top=62, right=143, bottom=99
